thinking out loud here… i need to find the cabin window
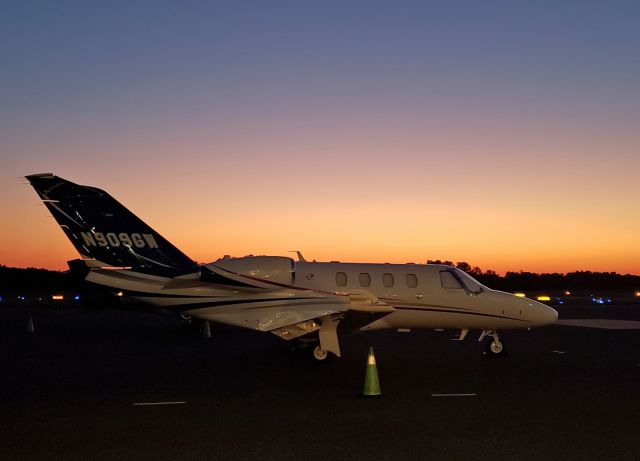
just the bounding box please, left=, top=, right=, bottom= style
left=359, top=273, right=371, bottom=287
left=406, top=273, right=418, bottom=288
left=336, top=272, right=348, bottom=287
left=382, top=273, right=394, bottom=287
left=440, top=271, right=463, bottom=289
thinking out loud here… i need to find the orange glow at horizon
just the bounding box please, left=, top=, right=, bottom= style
left=3, top=124, right=640, bottom=276
left=4, top=164, right=639, bottom=276
left=2, top=86, right=639, bottom=277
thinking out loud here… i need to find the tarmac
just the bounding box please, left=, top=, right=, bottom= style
left=2, top=301, right=640, bottom=460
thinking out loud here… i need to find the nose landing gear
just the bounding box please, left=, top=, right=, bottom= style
left=479, top=330, right=506, bottom=356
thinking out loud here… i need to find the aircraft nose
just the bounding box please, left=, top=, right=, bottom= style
left=534, top=302, right=558, bottom=326
left=511, top=295, right=558, bottom=326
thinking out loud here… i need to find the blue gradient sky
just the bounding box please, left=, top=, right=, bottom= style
left=2, top=1, right=639, bottom=274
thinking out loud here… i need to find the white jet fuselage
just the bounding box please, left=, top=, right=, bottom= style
left=287, top=261, right=555, bottom=331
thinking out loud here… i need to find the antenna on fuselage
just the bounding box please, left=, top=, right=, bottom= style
left=289, top=250, right=306, bottom=262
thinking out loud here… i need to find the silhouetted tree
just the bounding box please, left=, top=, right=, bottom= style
left=426, top=260, right=454, bottom=266
left=455, top=262, right=472, bottom=272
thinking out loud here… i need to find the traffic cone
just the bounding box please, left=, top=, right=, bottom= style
left=362, top=347, right=382, bottom=397
left=26, top=317, right=34, bottom=334
left=201, top=320, right=211, bottom=338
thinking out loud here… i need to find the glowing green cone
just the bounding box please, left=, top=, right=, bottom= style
left=362, top=347, right=382, bottom=397
left=26, top=317, right=34, bottom=334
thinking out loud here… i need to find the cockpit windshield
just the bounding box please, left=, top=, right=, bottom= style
left=453, top=269, right=485, bottom=294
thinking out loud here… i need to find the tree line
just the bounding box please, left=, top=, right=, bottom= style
left=1, top=263, right=639, bottom=298
left=426, top=260, right=640, bottom=292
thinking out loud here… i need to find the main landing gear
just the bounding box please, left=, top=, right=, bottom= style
left=312, top=345, right=329, bottom=361
left=291, top=314, right=341, bottom=362
left=479, top=330, right=506, bottom=357
left=293, top=337, right=332, bottom=362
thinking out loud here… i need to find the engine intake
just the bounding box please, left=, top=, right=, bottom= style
left=206, top=256, right=294, bottom=285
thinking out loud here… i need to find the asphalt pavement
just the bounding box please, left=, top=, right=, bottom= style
left=2, top=301, right=640, bottom=460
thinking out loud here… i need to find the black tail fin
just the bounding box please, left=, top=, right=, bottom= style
left=26, top=174, right=198, bottom=277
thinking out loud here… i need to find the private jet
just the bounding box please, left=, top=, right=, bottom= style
left=26, top=174, right=558, bottom=360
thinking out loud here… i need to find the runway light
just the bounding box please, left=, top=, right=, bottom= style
left=634, top=290, right=640, bottom=298
left=537, top=295, right=551, bottom=302
left=73, top=294, right=81, bottom=301
left=116, top=291, right=124, bottom=297
left=52, top=294, right=64, bottom=300
left=564, top=290, right=571, bottom=296
left=514, top=292, right=526, bottom=298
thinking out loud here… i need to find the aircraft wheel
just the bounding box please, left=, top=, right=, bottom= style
left=485, top=338, right=506, bottom=356
left=312, top=345, right=329, bottom=361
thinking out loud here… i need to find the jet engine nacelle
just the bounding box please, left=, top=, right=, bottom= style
left=211, top=256, right=295, bottom=285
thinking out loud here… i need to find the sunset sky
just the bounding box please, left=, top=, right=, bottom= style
left=1, top=1, right=639, bottom=275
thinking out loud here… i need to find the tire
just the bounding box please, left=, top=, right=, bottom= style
left=312, top=345, right=329, bottom=361
left=485, top=339, right=506, bottom=356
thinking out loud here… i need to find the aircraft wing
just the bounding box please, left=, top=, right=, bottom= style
left=182, top=292, right=343, bottom=332
left=182, top=289, right=395, bottom=359
left=183, top=289, right=395, bottom=334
